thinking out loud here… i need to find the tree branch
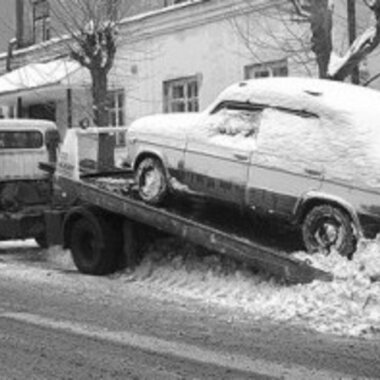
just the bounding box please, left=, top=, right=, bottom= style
left=328, top=0, right=380, bottom=81
left=289, top=0, right=311, bottom=18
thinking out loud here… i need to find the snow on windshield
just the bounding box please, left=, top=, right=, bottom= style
left=189, top=108, right=260, bottom=150
left=209, top=109, right=260, bottom=137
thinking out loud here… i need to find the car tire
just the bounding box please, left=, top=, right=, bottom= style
left=136, top=157, right=168, bottom=205
left=69, top=216, right=120, bottom=275
left=302, top=205, right=356, bottom=258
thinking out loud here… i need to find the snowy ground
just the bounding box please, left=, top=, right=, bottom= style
left=1, top=236, right=380, bottom=339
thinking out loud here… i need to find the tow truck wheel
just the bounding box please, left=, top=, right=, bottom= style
left=69, top=216, right=120, bottom=275
left=302, top=204, right=356, bottom=258
left=136, top=157, right=168, bottom=205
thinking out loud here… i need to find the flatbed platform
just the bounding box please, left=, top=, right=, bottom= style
left=54, top=171, right=332, bottom=284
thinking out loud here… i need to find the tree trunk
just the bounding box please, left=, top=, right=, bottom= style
left=91, top=68, right=115, bottom=170
left=309, top=0, right=333, bottom=78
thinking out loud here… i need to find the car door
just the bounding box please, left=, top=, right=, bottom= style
left=247, top=107, right=324, bottom=219
left=183, top=104, right=260, bottom=205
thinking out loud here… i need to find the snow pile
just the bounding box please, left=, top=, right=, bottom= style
left=43, top=246, right=76, bottom=271
left=293, top=238, right=380, bottom=282
left=0, top=241, right=75, bottom=270
left=4, top=236, right=380, bottom=338
left=125, top=237, right=380, bottom=337
left=0, top=60, right=86, bottom=94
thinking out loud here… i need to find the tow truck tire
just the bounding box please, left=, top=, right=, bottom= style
left=136, top=157, right=168, bottom=205
left=302, top=205, right=356, bottom=258
left=69, top=216, right=120, bottom=275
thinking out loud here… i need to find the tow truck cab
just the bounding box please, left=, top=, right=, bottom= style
left=0, top=119, right=59, bottom=212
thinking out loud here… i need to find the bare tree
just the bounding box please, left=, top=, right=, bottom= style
left=289, top=0, right=333, bottom=78
left=53, top=0, right=128, bottom=168
left=290, top=0, right=380, bottom=81
left=231, top=3, right=316, bottom=78
left=237, top=0, right=380, bottom=82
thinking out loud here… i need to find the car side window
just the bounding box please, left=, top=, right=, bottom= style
left=256, top=108, right=323, bottom=165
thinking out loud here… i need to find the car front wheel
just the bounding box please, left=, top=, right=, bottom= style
left=302, top=205, right=356, bottom=258
left=135, top=157, right=168, bottom=205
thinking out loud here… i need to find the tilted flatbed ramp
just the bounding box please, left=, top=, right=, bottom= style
left=55, top=174, right=332, bottom=284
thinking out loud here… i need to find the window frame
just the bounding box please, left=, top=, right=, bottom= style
left=244, top=59, right=288, bottom=80
left=32, top=0, right=51, bottom=44
left=163, top=76, right=200, bottom=113
left=106, top=89, right=126, bottom=146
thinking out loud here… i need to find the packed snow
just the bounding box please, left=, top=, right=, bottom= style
left=3, top=235, right=379, bottom=339
left=0, top=59, right=88, bottom=94
left=121, top=237, right=380, bottom=338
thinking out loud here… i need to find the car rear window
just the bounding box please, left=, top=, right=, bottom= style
left=0, top=130, right=43, bottom=149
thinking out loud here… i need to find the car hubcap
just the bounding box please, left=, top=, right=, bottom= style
left=141, top=168, right=161, bottom=198
left=315, top=219, right=342, bottom=250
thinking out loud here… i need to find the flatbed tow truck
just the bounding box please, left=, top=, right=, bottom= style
left=36, top=127, right=331, bottom=284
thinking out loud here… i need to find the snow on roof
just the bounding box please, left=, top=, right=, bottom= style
left=0, top=59, right=89, bottom=97
left=0, top=119, right=57, bottom=131
left=129, top=113, right=202, bottom=137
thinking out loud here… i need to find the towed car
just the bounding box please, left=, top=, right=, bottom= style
left=125, top=77, right=380, bottom=257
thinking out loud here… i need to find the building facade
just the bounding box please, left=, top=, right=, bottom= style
left=0, top=0, right=378, bottom=142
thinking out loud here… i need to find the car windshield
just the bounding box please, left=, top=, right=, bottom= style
left=212, top=108, right=261, bottom=137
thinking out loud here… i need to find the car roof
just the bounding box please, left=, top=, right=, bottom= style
left=213, top=77, right=380, bottom=122
left=0, top=119, right=57, bottom=131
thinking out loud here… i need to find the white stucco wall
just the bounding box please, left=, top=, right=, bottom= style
left=1, top=0, right=380, bottom=135
left=110, top=0, right=316, bottom=123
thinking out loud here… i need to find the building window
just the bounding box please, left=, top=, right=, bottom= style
left=107, top=89, right=125, bottom=146
left=164, top=0, right=189, bottom=7
left=163, top=76, right=199, bottom=113
left=244, top=59, right=288, bottom=80
left=33, top=0, right=50, bottom=44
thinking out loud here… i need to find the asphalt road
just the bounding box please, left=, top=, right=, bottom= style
left=0, top=247, right=379, bottom=379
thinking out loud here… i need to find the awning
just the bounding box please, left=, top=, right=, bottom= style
left=0, top=59, right=91, bottom=101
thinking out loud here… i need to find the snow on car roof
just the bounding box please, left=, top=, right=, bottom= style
left=214, top=77, right=380, bottom=124
left=129, top=113, right=202, bottom=137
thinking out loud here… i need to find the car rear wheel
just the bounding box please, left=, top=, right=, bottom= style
left=302, top=205, right=356, bottom=258
left=136, top=157, right=168, bottom=205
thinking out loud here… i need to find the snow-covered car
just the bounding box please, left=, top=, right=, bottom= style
left=125, top=77, right=380, bottom=257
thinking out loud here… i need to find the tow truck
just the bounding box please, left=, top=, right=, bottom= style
left=0, top=119, right=59, bottom=247
left=38, top=126, right=331, bottom=284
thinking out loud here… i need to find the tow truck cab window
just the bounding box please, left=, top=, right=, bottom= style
left=0, top=130, right=43, bottom=149
left=0, top=122, right=60, bottom=166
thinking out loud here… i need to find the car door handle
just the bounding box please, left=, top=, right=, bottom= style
left=304, top=168, right=323, bottom=177
left=234, top=153, right=249, bottom=161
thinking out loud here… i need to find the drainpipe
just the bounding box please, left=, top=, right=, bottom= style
left=6, top=38, right=17, bottom=72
